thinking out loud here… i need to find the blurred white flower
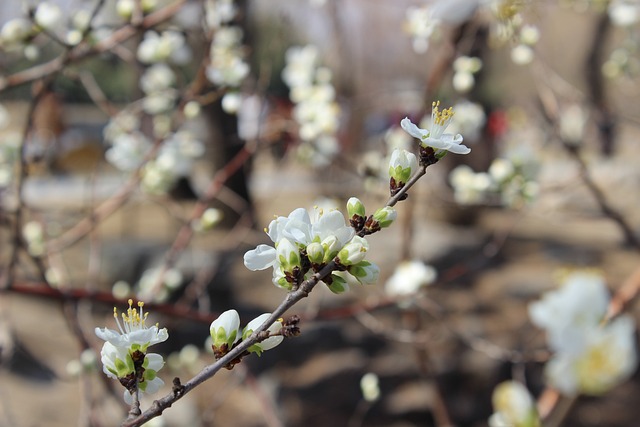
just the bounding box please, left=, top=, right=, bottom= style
left=519, top=25, right=540, bottom=46
left=137, top=267, right=184, bottom=302
left=206, top=26, right=249, bottom=87
left=0, top=18, right=34, bottom=50
left=222, top=92, right=242, bottom=114
left=488, top=158, right=515, bottom=184
left=141, top=129, right=205, bottom=194
left=34, top=2, right=63, bottom=32
left=117, top=0, right=158, bottom=18
left=545, top=315, right=637, bottom=396
left=488, top=381, right=540, bottom=427
left=404, top=6, right=440, bottom=54
left=452, top=56, right=482, bottom=93
left=529, top=270, right=638, bottom=396
left=23, top=221, right=45, bottom=256
left=137, top=30, right=191, bottom=65
left=511, top=44, right=534, bottom=65
left=529, top=271, right=609, bottom=351
left=282, top=45, right=319, bottom=88
left=558, top=103, right=588, bottom=145
left=204, top=0, right=237, bottom=30
left=385, top=260, right=436, bottom=297
left=140, top=64, right=176, bottom=94
left=360, top=373, right=381, bottom=402
left=448, top=100, right=486, bottom=140
left=608, top=0, right=640, bottom=27
left=282, top=45, right=341, bottom=167
left=105, top=132, right=153, bottom=171
left=449, top=165, right=491, bottom=204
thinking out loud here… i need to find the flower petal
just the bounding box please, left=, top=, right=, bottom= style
left=243, top=244, right=276, bottom=271
left=401, top=117, right=427, bottom=140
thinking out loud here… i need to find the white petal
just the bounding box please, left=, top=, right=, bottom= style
left=243, top=245, right=276, bottom=271
left=400, top=117, right=427, bottom=140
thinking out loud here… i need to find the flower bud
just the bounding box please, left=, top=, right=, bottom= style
left=346, top=197, right=366, bottom=219
left=306, top=241, right=324, bottom=264
left=372, top=206, right=397, bottom=228
left=348, top=260, right=380, bottom=284
left=209, top=309, right=241, bottom=352
left=327, top=273, right=349, bottom=294
left=389, top=149, right=418, bottom=185
left=321, top=235, right=341, bottom=262
left=276, top=238, right=301, bottom=273
left=337, top=236, right=369, bottom=266
left=243, top=313, right=284, bottom=356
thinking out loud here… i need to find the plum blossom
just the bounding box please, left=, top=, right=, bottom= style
left=96, top=300, right=168, bottom=403
left=244, top=204, right=381, bottom=292
left=385, top=260, right=436, bottom=297
left=528, top=271, right=638, bottom=396
left=95, top=299, right=168, bottom=352
left=401, top=102, right=470, bottom=156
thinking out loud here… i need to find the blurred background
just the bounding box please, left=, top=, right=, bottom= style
left=1, top=0, right=640, bottom=426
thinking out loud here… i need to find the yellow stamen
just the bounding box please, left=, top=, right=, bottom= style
left=432, top=101, right=455, bottom=126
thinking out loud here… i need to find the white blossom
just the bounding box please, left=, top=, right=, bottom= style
left=401, top=103, right=470, bottom=155
left=385, top=260, right=436, bottom=297
left=529, top=271, right=638, bottom=396
left=34, top=2, right=63, bottom=32
left=95, top=299, right=168, bottom=352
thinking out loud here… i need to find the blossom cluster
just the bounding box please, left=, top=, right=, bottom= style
left=204, top=0, right=250, bottom=111
left=529, top=271, right=637, bottom=396
left=103, top=111, right=205, bottom=195
left=281, top=45, right=341, bottom=167
left=243, top=200, right=393, bottom=294
left=449, top=157, right=538, bottom=208
left=95, top=300, right=169, bottom=404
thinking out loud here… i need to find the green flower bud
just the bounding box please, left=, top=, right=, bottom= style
left=347, top=197, right=366, bottom=219
left=372, top=206, right=397, bottom=228
left=348, top=260, right=380, bottom=284
left=337, top=236, right=369, bottom=266
left=306, top=242, right=325, bottom=264
left=327, top=273, right=349, bottom=294
left=276, top=238, right=301, bottom=273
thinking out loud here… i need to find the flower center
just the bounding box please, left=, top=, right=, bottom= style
left=430, top=100, right=454, bottom=138
left=114, top=299, right=148, bottom=335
